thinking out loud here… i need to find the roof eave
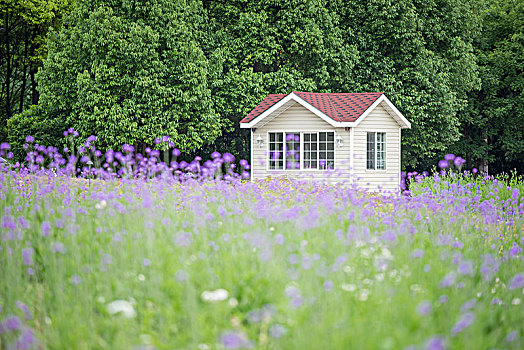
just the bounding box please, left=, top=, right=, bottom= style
left=353, top=94, right=411, bottom=129
left=240, top=92, right=340, bottom=129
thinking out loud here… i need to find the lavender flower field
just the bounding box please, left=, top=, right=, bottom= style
left=1, top=139, right=524, bottom=349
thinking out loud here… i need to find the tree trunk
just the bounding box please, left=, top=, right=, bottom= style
left=4, top=6, right=12, bottom=121
left=19, top=28, right=30, bottom=113
left=464, top=124, right=472, bottom=170
left=479, top=131, right=489, bottom=174
left=30, top=29, right=39, bottom=105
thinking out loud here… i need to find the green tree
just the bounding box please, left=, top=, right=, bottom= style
left=197, top=0, right=353, bottom=161
left=0, top=0, right=72, bottom=142
left=452, top=0, right=523, bottom=173
left=9, top=0, right=224, bottom=154
left=329, top=0, right=482, bottom=169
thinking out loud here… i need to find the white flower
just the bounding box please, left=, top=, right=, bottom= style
left=106, top=300, right=136, bottom=318
left=341, top=284, right=356, bottom=292
left=95, top=200, right=107, bottom=210
left=201, top=289, right=229, bottom=302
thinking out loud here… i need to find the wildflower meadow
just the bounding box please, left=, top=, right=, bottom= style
left=1, top=134, right=523, bottom=349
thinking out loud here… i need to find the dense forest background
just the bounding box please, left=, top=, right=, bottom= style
left=1, top=0, right=523, bottom=173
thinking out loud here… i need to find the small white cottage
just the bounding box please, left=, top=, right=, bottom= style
left=240, top=92, right=411, bottom=192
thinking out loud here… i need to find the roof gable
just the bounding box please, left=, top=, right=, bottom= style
left=241, top=91, right=383, bottom=124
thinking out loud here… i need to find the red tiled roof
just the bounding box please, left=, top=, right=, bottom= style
left=240, top=92, right=384, bottom=124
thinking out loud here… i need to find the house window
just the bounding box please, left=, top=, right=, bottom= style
left=319, top=132, right=335, bottom=169
left=269, top=133, right=284, bottom=169
left=268, top=132, right=335, bottom=170
left=303, top=133, right=318, bottom=169
left=285, top=133, right=301, bottom=169
left=367, top=132, right=386, bottom=170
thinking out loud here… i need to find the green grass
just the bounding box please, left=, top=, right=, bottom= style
left=0, top=174, right=523, bottom=349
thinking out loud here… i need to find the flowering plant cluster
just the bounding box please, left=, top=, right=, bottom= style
left=0, top=135, right=523, bottom=349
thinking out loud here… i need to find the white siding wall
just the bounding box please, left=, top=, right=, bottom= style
left=252, top=102, right=351, bottom=184
left=353, top=103, right=401, bottom=193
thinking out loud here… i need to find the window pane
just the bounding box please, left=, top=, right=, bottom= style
left=319, top=132, right=326, bottom=141
left=327, top=132, right=334, bottom=142
left=367, top=132, right=375, bottom=170
left=269, top=132, right=284, bottom=170
left=377, top=132, right=386, bottom=170
left=303, top=133, right=317, bottom=170
left=285, top=133, right=300, bottom=169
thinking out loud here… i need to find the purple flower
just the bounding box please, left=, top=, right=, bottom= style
left=41, top=221, right=51, bottom=237
left=457, top=260, right=475, bottom=276
left=51, top=242, right=65, bottom=254
left=453, top=157, right=465, bottom=167
left=219, top=330, right=253, bottom=349
left=451, top=312, right=475, bottom=335
left=174, top=232, right=193, bottom=247
left=509, top=243, right=522, bottom=257
left=223, top=153, right=235, bottom=163
left=439, top=272, right=457, bottom=288
left=21, top=248, right=34, bottom=266
left=411, top=249, right=424, bottom=259
left=172, top=148, right=181, bottom=157
left=491, top=297, right=502, bottom=305
left=16, top=326, right=36, bottom=350
left=0, top=142, right=10, bottom=150
left=438, top=295, right=448, bottom=304
left=143, top=258, right=151, bottom=267
left=323, top=280, right=334, bottom=291
left=438, top=160, right=449, bottom=169
left=70, top=275, right=82, bottom=285
left=274, top=234, right=285, bottom=245
left=86, top=135, right=97, bottom=142
left=211, top=151, right=221, bottom=159
left=175, top=270, right=188, bottom=282
left=416, top=300, right=433, bottom=316
left=5, top=315, right=22, bottom=331
left=460, top=299, right=476, bottom=312
left=508, top=273, right=524, bottom=290
left=424, top=336, right=447, bottom=350
left=506, top=330, right=518, bottom=343
left=480, top=254, right=499, bottom=282
left=25, top=136, right=34, bottom=143
left=269, top=324, right=287, bottom=339
left=444, top=154, right=456, bottom=161
left=472, top=168, right=478, bottom=174
left=15, top=301, right=32, bottom=320
left=122, top=144, right=134, bottom=153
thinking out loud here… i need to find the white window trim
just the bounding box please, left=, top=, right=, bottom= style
left=265, top=130, right=337, bottom=172
left=366, top=131, right=387, bottom=172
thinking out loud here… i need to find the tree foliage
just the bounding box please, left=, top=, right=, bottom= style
left=0, top=0, right=72, bottom=142
left=451, top=0, right=524, bottom=173
left=5, top=0, right=523, bottom=173
left=16, top=0, right=224, bottom=153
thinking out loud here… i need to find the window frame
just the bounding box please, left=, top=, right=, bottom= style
left=266, top=130, right=337, bottom=171
left=366, top=131, right=387, bottom=171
